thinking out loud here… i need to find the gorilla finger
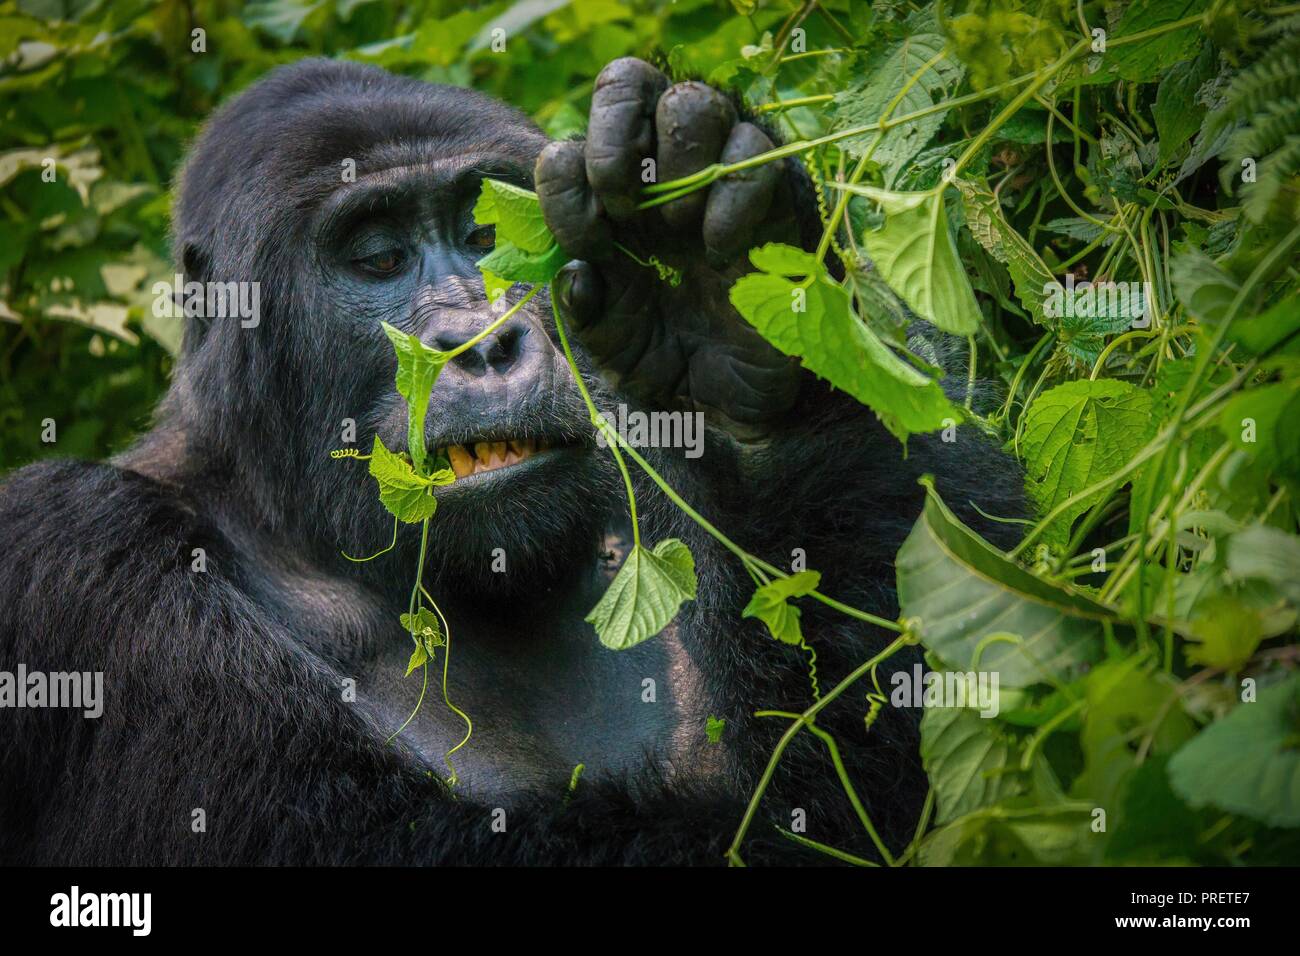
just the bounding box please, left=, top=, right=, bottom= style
left=586, top=57, right=669, bottom=220
left=553, top=260, right=604, bottom=331
left=703, top=122, right=780, bottom=263
left=536, top=140, right=612, bottom=261
left=654, top=82, right=737, bottom=231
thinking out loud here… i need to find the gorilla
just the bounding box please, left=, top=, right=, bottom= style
left=0, top=56, right=1023, bottom=865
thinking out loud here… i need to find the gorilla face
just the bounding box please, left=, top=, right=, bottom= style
left=314, top=154, right=618, bottom=590
left=169, top=60, right=619, bottom=595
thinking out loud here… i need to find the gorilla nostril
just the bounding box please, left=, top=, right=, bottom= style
left=486, top=325, right=527, bottom=372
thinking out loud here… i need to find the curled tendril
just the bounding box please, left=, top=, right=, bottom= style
left=798, top=637, right=821, bottom=701
left=330, top=448, right=370, bottom=460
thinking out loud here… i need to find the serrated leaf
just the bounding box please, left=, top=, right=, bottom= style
left=955, top=177, right=1058, bottom=329
left=368, top=435, right=438, bottom=524
left=1021, top=379, right=1155, bottom=549
left=730, top=243, right=962, bottom=442
left=381, top=322, right=449, bottom=474
left=896, top=482, right=1109, bottom=687
left=829, top=33, right=964, bottom=186
left=472, top=178, right=555, bottom=254
left=742, top=570, right=822, bottom=645
left=586, top=538, right=697, bottom=651
left=476, top=240, right=568, bottom=285
left=835, top=185, right=981, bottom=335
left=1168, top=674, right=1300, bottom=828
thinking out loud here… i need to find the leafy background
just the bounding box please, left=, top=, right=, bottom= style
left=2, top=0, right=1298, bottom=864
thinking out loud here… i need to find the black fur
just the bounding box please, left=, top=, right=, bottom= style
left=0, top=59, right=1024, bottom=865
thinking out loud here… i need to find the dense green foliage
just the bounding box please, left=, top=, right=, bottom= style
left=4, top=0, right=1299, bottom=865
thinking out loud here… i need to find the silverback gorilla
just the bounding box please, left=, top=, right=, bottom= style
left=0, top=57, right=1024, bottom=865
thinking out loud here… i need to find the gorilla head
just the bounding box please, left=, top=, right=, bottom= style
left=163, top=59, right=620, bottom=594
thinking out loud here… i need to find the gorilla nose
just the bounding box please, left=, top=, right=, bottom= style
left=434, top=320, right=531, bottom=377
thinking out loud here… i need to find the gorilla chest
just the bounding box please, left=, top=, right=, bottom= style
left=354, top=560, right=709, bottom=797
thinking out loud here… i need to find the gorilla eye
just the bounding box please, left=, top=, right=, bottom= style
left=355, top=249, right=405, bottom=277
left=466, top=225, right=496, bottom=250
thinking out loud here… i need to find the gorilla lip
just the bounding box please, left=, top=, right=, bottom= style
left=437, top=437, right=553, bottom=479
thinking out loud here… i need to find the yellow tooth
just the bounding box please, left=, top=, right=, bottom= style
left=490, top=441, right=506, bottom=464
left=509, top=439, right=526, bottom=456
left=474, top=442, right=492, bottom=463
left=448, top=445, right=473, bottom=478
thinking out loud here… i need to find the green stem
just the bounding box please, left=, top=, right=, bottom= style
left=727, top=635, right=911, bottom=865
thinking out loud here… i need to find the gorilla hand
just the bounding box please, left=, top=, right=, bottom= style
left=535, top=57, right=806, bottom=437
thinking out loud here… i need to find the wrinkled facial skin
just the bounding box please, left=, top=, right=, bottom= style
left=159, top=62, right=630, bottom=596
left=311, top=158, right=619, bottom=595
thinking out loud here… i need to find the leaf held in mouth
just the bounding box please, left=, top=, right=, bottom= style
left=380, top=322, right=450, bottom=474
left=368, top=435, right=440, bottom=523
left=586, top=538, right=698, bottom=651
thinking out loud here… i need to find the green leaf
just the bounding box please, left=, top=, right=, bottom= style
left=730, top=243, right=962, bottom=443
left=1074, top=661, right=1194, bottom=809
left=705, top=715, right=726, bottom=744
left=1218, top=379, right=1300, bottom=480
left=586, top=538, right=698, bottom=651
left=242, top=0, right=326, bottom=45
left=476, top=240, right=568, bottom=285
left=400, top=607, right=445, bottom=676
left=1227, top=524, right=1300, bottom=606
left=368, top=435, right=439, bottom=524
left=742, top=570, right=821, bottom=645
left=1021, top=379, right=1155, bottom=549
left=829, top=33, right=964, bottom=186
left=1154, top=45, right=1215, bottom=165
left=472, top=178, right=555, bottom=254
left=895, top=481, right=1108, bottom=687
left=1168, top=674, right=1300, bottom=828
left=471, top=178, right=567, bottom=286
left=380, top=322, right=449, bottom=474
left=920, top=703, right=1024, bottom=823
left=836, top=185, right=981, bottom=336
left=955, top=177, right=1058, bottom=329
left=405, top=642, right=429, bottom=676
left=1081, top=0, right=1209, bottom=85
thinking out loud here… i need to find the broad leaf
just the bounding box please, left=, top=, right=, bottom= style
left=921, top=703, right=1024, bottom=823
left=1021, top=379, right=1154, bottom=549
left=895, top=481, right=1109, bottom=687
left=1168, top=674, right=1300, bottom=828
left=472, top=178, right=554, bottom=253
left=835, top=184, right=981, bottom=336
left=586, top=538, right=698, bottom=651
left=368, top=435, right=439, bottom=524
left=472, top=179, right=567, bottom=286
left=829, top=33, right=964, bottom=186
left=381, top=322, right=449, bottom=474
left=742, top=570, right=821, bottom=645
left=730, top=243, right=962, bottom=443
left=476, top=240, right=568, bottom=285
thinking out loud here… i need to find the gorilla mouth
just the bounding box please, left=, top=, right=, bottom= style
left=435, top=437, right=559, bottom=479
